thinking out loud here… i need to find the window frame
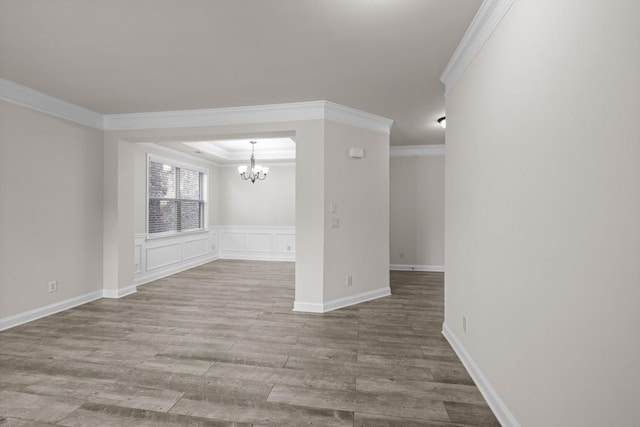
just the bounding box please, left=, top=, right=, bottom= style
left=146, top=154, right=208, bottom=239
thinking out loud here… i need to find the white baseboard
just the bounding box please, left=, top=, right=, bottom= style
left=390, top=264, right=445, bottom=272
left=102, top=284, right=138, bottom=299
left=442, top=322, right=521, bottom=427
left=294, top=286, right=391, bottom=313
left=292, top=301, right=324, bottom=313
left=135, top=253, right=218, bottom=286
left=0, top=290, right=103, bottom=332
left=0, top=250, right=287, bottom=332
left=218, top=254, right=295, bottom=262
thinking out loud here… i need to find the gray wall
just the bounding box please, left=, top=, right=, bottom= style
left=390, top=155, right=444, bottom=268
left=216, top=164, right=295, bottom=226
left=444, top=0, right=640, bottom=425
left=0, top=100, right=104, bottom=318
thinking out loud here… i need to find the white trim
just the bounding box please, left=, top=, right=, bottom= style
left=216, top=226, right=295, bottom=262
left=145, top=242, right=182, bottom=271
left=0, top=77, right=392, bottom=135
left=220, top=161, right=296, bottom=168
left=140, top=143, right=220, bottom=167
left=442, top=322, right=521, bottom=427
left=0, top=290, right=103, bottom=332
left=390, top=145, right=445, bottom=157
left=215, top=225, right=295, bottom=231
left=293, top=287, right=391, bottom=313
left=0, top=77, right=103, bottom=129
left=103, top=101, right=393, bottom=134
left=440, top=0, right=516, bottom=95
left=104, top=101, right=322, bottom=130
left=390, top=264, right=445, bottom=272
left=102, top=285, right=137, bottom=299
left=218, top=254, right=294, bottom=262
left=147, top=153, right=209, bottom=175
left=323, top=101, right=393, bottom=134
left=323, top=287, right=391, bottom=312
left=135, top=253, right=218, bottom=286
left=292, top=301, right=325, bottom=313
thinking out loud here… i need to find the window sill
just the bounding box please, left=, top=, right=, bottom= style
left=146, top=228, right=209, bottom=241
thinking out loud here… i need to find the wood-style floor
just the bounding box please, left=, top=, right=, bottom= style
left=0, top=260, right=498, bottom=426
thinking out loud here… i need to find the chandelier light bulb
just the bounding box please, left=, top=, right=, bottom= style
left=239, top=141, right=268, bottom=184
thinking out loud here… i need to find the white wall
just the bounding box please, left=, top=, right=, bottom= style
left=132, top=144, right=218, bottom=235
left=0, top=100, right=103, bottom=320
left=444, top=0, right=640, bottom=425
left=130, top=146, right=297, bottom=280
left=322, top=121, right=390, bottom=304
left=102, top=119, right=326, bottom=306
left=390, top=155, right=445, bottom=269
left=217, top=163, right=295, bottom=226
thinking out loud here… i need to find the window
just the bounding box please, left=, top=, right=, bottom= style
left=147, top=157, right=206, bottom=235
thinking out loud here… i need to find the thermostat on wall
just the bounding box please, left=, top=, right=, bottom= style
left=349, top=147, right=365, bottom=159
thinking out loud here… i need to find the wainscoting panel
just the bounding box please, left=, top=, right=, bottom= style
left=134, top=231, right=218, bottom=286
left=146, top=242, right=182, bottom=271
left=217, top=226, right=295, bottom=262
left=246, top=233, right=273, bottom=253
left=184, top=236, right=209, bottom=261
left=275, top=233, right=296, bottom=254
left=210, top=231, right=218, bottom=253
left=222, top=232, right=245, bottom=252
left=134, top=242, right=142, bottom=274
left=134, top=227, right=295, bottom=285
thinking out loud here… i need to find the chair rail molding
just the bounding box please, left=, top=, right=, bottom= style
left=440, top=0, right=516, bottom=95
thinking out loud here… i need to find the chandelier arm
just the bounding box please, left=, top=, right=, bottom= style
left=240, top=140, right=267, bottom=184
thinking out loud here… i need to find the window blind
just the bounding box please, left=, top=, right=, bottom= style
left=148, top=160, right=205, bottom=234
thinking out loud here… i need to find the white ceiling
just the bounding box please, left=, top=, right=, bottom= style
left=0, top=0, right=481, bottom=145
left=184, top=137, right=296, bottom=163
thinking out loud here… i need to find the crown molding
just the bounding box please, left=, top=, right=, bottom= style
left=0, top=77, right=104, bottom=129
left=139, top=143, right=221, bottom=167
left=0, top=76, right=392, bottom=135
left=184, top=141, right=296, bottom=162
left=104, top=100, right=393, bottom=134
left=323, top=101, right=393, bottom=134
left=390, top=144, right=445, bottom=157
left=440, top=0, right=516, bottom=95
left=220, top=160, right=297, bottom=168
left=103, top=101, right=324, bottom=131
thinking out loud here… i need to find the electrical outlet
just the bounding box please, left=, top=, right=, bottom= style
left=463, top=316, right=467, bottom=333
left=346, top=276, right=353, bottom=287
left=330, top=218, right=339, bottom=228
left=48, top=281, right=57, bottom=293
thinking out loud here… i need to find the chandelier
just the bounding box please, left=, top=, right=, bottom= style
left=238, top=141, right=269, bottom=183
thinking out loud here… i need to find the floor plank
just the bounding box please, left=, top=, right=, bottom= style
left=0, top=259, right=498, bottom=426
